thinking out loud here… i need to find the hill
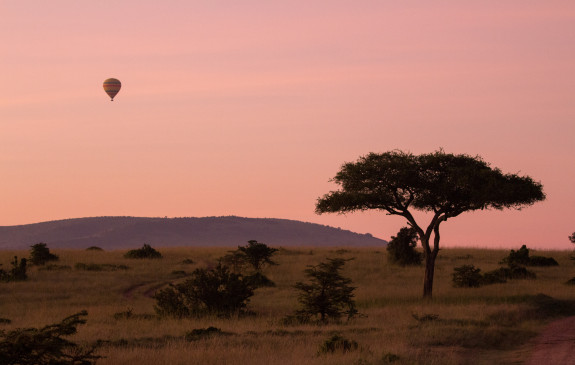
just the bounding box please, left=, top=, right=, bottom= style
left=0, top=216, right=387, bottom=250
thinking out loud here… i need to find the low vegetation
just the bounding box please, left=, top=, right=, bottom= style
left=0, top=246, right=573, bottom=364
left=0, top=311, right=101, bottom=364
left=124, top=244, right=162, bottom=259
left=386, top=227, right=422, bottom=267
left=29, top=243, right=59, bottom=265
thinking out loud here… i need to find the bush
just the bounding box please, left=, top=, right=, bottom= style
left=185, top=327, right=227, bottom=341
left=0, top=256, right=27, bottom=282
left=154, top=263, right=254, bottom=317
left=452, top=265, right=483, bottom=288
left=0, top=311, right=101, bottom=364
left=318, top=334, right=358, bottom=354
left=386, top=227, right=422, bottom=266
left=501, top=245, right=558, bottom=267
left=124, top=244, right=162, bottom=259
left=528, top=256, right=559, bottom=267
left=29, top=243, right=59, bottom=265
left=85, top=246, right=104, bottom=251
left=292, top=258, right=358, bottom=323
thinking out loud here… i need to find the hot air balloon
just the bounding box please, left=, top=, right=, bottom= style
left=103, top=78, right=121, bottom=101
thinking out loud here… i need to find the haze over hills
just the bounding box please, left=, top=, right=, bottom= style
left=0, top=216, right=387, bottom=250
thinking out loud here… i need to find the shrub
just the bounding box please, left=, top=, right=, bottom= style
left=223, top=240, right=279, bottom=274
left=244, top=272, right=276, bottom=288
left=29, top=243, right=59, bottom=265
left=528, top=256, right=559, bottom=267
left=452, top=265, right=483, bottom=288
left=185, top=327, right=229, bottom=341
left=292, top=258, right=358, bottom=323
left=154, top=263, right=254, bottom=317
left=386, top=227, right=422, bottom=266
left=0, top=311, right=101, bottom=364
left=0, top=256, right=27, bottom=282
left=501, top=245, right=558, bottom=267
left=124, top=244, right=162, bottom=259
left=318, top=334, right=358, bottom=354
left=85, top=246, right=104, bottom=251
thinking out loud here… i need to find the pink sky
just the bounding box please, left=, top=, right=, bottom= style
left=1, top=1, right=574, bottom=249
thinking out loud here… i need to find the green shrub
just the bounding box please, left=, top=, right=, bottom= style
left=124, top=244, right=162, bottom=259
left=154, top=263, right=254, bottom=318
left=386, top=227, right=422, bottom=266
left=452, top=265, right=483, bottom=288
left=318, top=334, right=358, bottom=354
left=292, top=258, right=359, bottom=323
left=0, top=311, right=101, bottom=364
left=29, top=243, right=59, bottom=265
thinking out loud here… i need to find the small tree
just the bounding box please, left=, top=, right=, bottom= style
left=29, top=243, right=59, bottom=266
left=0, top=311, right=101, bottom=364
left=570, top=232, right=575, bottom=244
left=386, top=227, right=422, bottom=266
left=154, top=263, right=254, bottom=317
left=293, top=258, right=358, bottom=323
left=236, top=240, right=278, bottom=273
left=316, top=150, right=545, bottom=298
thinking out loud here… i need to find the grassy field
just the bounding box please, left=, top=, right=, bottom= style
left=0, top=246, right=574, bottom=364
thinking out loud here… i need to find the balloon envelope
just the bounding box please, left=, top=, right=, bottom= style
left=103, top=78, right=121, bottom=101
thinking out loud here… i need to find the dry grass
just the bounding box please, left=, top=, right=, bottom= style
left=0, top=246, right=574, bottom=364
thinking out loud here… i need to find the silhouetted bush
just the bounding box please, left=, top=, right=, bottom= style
left=244, top=272, right=276, bottom=288
left=528, top=256, right=558, bottom=267
left=185, top=327, right=230, bottom=341
left=0, top=311, right=101, bottom=364
left=29, top=243, right=59, bottom=265
left=452, top=265, right=483, bottom=288
left=501, top=245, right=558, bottom=267
left=0, top=256, right=27, bottom=282
left=124, top=244, right=162, bottom=259
left=291, top=258, right=358, bottom=323
left=455, top=263, right=536, bottom=288
left=386, top=227, right=422, bottom=266
left=318, top=334, right=358, bottom=354
left=85, top=246, right=104, bottom=251
left=154, top=263, right=254, bottom=318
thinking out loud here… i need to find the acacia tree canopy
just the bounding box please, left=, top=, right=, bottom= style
left=316, top=150, right=545, bottom=298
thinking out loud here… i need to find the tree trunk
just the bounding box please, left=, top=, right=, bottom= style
left=423, top=247, right=438, bottom=299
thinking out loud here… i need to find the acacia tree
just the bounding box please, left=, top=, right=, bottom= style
left=570, top=232, right=575, bottom=244
left=315, top=150, right=545, bottom=298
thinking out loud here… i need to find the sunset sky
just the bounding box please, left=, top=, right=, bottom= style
left=1, top=1, right=574, bottom=249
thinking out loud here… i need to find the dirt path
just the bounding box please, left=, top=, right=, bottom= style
left=122, top=280, right=172, bottom=299
left=525, top=316, right=575, bottom=365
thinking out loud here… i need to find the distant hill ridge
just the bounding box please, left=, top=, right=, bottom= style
left=0, top=216, right=387, bottom=250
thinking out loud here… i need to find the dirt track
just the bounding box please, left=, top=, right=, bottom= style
left=525, top=316, right=575, bottom=365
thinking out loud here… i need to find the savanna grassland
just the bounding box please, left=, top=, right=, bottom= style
left=0, top=246, right=574, bottom=365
